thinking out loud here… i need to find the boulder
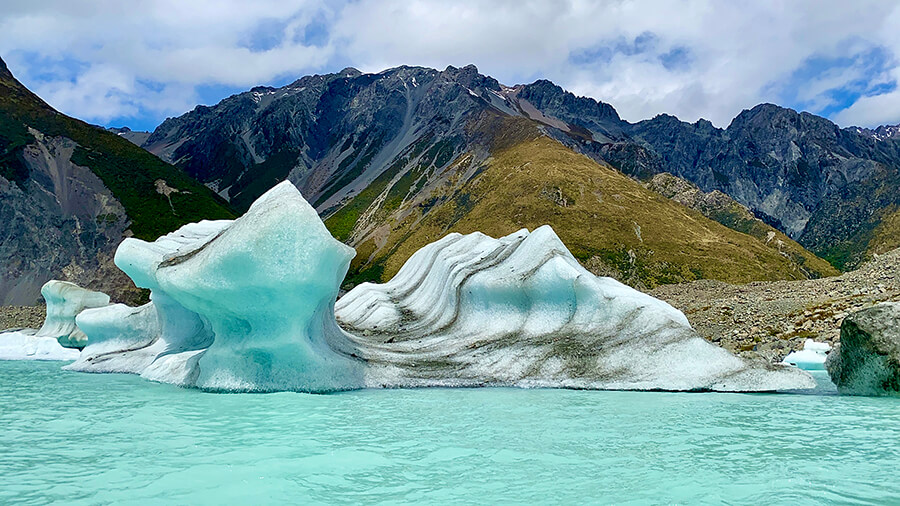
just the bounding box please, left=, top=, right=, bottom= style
left=826, top=303, right=900, bottom=396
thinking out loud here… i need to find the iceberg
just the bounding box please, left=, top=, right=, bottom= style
left=67, top=182, right=365, bottom=392
left=36, top=280, right=110, bottom=348
left=63, top=181, right=813, bottom=393
left=337, top=226, right=813, bottom=391
left=781, top=339, right=831, bottom=370
left=0, top=280, right=109, bottom=361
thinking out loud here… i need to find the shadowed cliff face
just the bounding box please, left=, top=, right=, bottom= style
left=515, top=84, right=900, bottom=270
left=0, top=130, right=132, bottom=304
left=0, top=56, right=234, bottom=305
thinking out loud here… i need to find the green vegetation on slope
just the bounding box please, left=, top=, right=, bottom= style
left=335, top=135, right=839, bottom=289
left=646, top=173, right=837, bottom=279
left=868, top=206, right=900, bottom=258
left=0, top=59, right=234, bottom=239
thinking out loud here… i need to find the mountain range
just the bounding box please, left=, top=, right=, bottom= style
left=129, top=64, right=900, bottom=277
left=4, top=59, right=900, bottom=302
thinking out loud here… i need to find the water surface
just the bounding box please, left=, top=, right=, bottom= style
left=1, top=362, right=898, bottom=504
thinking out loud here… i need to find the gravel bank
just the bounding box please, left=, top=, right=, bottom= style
left=651, top=248, right=900, bottom=363
left=0, top=305, right=45, bottom=331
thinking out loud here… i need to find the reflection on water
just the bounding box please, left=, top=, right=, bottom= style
left=1, top=363, right=898, bottom=504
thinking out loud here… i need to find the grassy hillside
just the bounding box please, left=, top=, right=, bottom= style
left=0, top=59, right=234, bottom=239
left=868, top=206, right=900, bottom=257
left=646, top=173, right=837, bottom=279
left=332, top=134, right=839, bottom=289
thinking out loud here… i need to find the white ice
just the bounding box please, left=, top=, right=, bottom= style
left=0, top=280, right=109, bottom=361
left=782, top=338, right=832, bottom=371
left=337, top=226, right=814, bottom=392
left=36, top=280, right=110, bottom=348
left=0, top=330, right=80, bottom=361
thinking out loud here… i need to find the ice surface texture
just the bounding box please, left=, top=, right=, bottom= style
left=0, top=330, right=81, bottom=361
left=65, top=182, right=813, bottom=392
left=338, top=226, right=813, bottom=391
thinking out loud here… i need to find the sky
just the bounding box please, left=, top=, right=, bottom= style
left=1, top=0, right=899, bottom=132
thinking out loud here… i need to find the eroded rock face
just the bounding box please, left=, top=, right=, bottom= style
left=0, top=132, right=133, bottom=305
left=826, top=303, right=900, bottom=396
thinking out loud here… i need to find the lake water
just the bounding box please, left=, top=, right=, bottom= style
left=1, top=361, right=898, bottom=504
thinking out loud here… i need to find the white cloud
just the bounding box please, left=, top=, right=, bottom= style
left=1, top=0, right=900, bottom=128
left=333, top=0, right=900, bottom=127
left=0, top=0, right=334, bottom=123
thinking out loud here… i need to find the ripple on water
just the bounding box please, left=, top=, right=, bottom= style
left=1, top=363, right=898, bottom=504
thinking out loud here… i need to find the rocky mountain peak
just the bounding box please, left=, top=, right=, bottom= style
left=848, top=123, right=900, bottom=141
left=727, top=103, right=796, bottom=129
left=440, top=64, right=501, bottom=91
left=339, top=67, right=362, bottom=77
left=0, top=56, right=15, bottom=83
left=518, top=78, right=622, bottom=126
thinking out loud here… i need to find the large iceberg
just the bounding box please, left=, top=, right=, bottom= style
left=337, top=226, right=813, bottom=391
left=63, top=181, right=813, bottom=392
left=67, top=182, right=365, bottom=391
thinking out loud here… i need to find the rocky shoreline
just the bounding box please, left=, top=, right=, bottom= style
left=0, top=305, right=44, bottom=331
left=651, top=248, right=900, bottom=362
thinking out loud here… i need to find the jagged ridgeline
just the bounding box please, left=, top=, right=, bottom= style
left=0, top=57, right=233, bottom=304
left=520, top=83, right=900, bottom=270
left=141, top=64, right=838, bottom=287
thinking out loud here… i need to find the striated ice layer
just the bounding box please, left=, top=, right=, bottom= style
left=64, top=182, right=813, bottom=393
left=337, top=226, right=815, bottom=392
left=66, top=182, right=364, bottom=392
left=36, top=280, right=110, bottom=348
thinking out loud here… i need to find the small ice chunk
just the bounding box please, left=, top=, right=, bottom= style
left=35, top=280, right=110, bottom=348
left=782, top=339, right=831, bottom=371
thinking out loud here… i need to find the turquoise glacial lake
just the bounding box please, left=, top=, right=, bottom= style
left=1, top=361, right=898, bottom=504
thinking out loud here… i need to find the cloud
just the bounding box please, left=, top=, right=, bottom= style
left=0, top=0, right=336, bottom=128
left=1, top=0, right=899, bottom=129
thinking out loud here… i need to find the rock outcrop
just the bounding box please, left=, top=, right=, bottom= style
left=826, top=303, right=900, bottom=396
left=0, top=56, right=234, bottom=305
